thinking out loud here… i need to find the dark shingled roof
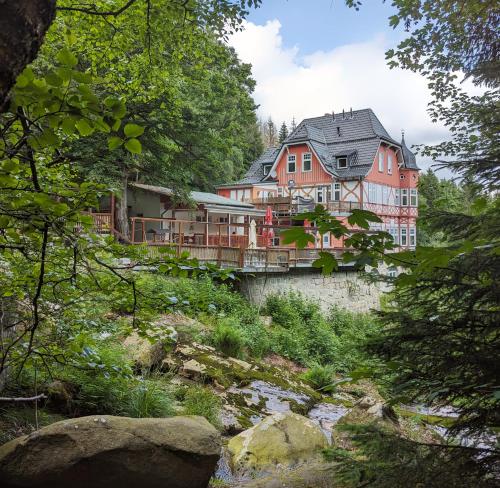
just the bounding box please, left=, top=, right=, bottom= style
left=228, top=108, right=418, bottom=186
left=400, top=134, right=419, bottom=169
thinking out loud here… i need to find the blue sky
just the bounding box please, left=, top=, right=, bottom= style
left=248, top=0, right=401, bottom=55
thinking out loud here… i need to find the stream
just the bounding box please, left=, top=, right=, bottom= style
left=215, top=380, right=350, bottom=484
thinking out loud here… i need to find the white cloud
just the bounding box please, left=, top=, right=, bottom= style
left=229, top=20, right=450, bottom=171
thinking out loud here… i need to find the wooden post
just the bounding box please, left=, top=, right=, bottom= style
left=131, top=218, right=136, bottom=243
left=227, top=213, right=231, bottom=247
left=142, top=219, right=146, bottom=243
left=110, top=192, right=115, bottom=232
left=205, top=209, right=208, bottom=247
left=239, top=246, right=244, bottom=268
left=218, top=224, right=222, bottom=247
left=177, top=221, right=183, bottom=257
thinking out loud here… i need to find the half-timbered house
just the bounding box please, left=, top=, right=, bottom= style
left=217, top=108, right=420, bottom=249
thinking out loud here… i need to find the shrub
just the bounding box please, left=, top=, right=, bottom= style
left=302, top=363, right=336, bottom=391
left=182, top=385, right=222, bottom=429
left=211, top=320, right=245, bottom=358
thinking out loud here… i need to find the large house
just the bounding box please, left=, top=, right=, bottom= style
left=217, top=108, right=420, bottom=249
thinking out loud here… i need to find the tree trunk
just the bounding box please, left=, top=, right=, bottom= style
left=0, top=0, right=56, bottom=112
left=116, top=171, right=130, bottom=240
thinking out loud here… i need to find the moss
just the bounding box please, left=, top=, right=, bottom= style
left=397, top=408, right=457, bottom=428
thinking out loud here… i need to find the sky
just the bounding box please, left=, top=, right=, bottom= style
left=227, top=0, right=450, bottom=172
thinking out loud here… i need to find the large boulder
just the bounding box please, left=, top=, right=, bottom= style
left=0, top=415, right=221, bottom=488
left=228, top=412, right=328, bottom=477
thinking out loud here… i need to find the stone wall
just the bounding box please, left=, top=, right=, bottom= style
left=237, top=268, right=390, bottom=313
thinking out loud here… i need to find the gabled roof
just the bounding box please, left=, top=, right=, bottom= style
left=227, top=108, right=419, bottom=186
left=130, top=183, right=254, bottom=208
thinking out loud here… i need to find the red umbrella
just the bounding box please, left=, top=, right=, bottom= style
left=262, top=206, right=274, bottom=246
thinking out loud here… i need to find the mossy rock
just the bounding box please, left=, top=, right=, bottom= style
left=228, top=412, right=328, bottom=477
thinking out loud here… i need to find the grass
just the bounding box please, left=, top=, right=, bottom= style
left=210, top=320, right=245, bottom=358
left=302, top=363, right=337, bottom=391
left=182, top=385, right=222, bottom=430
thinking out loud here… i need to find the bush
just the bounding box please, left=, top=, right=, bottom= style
left=182, top=385, right=222, bottom=430
left=211, top=320, right=245, bottom=358
left=264, top=293, right=378, bottom=371
left=48, top=337, right=175, bottom=418
left=302, top=363, right=336, bottom=391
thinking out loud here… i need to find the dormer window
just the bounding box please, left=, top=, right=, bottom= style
left=337, top=157, right=348, bottom=169
left=263, top=164, right=272, bottom=176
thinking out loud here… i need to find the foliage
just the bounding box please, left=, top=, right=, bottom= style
left=265, top=293, right=376, bottom=371
left=302, top=363, right=336, bottom=391
left=323, top=423, right=498, bottom=487
left=182, top=385, right=222, bottom=430
left=210, top=320, right=245, bottom=358
left=417, top=169, right=484, bottom=245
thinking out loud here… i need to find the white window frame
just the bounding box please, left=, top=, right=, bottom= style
left=322, top=233, right=330, bottom=247
left=410, top=188, right=418, bottom=206
left=302, top=153, right=312, bottom=172
left=388, top=154, right=393, bottom=174
left=263, top=164, right=271, bottom=176
left=409, top=227, right=416, bottom=247
left=287, top=154, right=296, bottom=173
left=338, top=157, right=348, bottom=169
left=316, top=186, right=325, bottom=203
left=378, top=152, right=384, bottom=172
left=401, top=188, right=409, bottom=206
left=395, top=189, right=400, bottom=206
left=332, top=183, right=341, bottom=201
left=277, top=187, right=283, bottom=197
left=400, top=227, right=408, bottom=246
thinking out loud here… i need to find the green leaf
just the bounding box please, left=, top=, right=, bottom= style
left=281, top=227, right=315, bottom=249
left=124, top=138, right=142, bottom=154
left=56, top=48, right=78, bottom=68
left=124, top=123, right=145, bottom=138
left=108, top=136, right=123, bottom=150
left=312, top=251, right=338, bottom=275
left=75, top=119, right=94, bottom=136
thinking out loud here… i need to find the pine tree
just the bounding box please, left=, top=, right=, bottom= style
left=263, top=116, right=278, bottom=147
left=290, top=116, right=297, bottom=132
left=278, top=121, right=288, bottom=143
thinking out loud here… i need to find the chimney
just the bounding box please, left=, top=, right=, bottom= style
left=342, top=109, right=345, bottom=120
left=350, top=107, right=353, bottom=118
left=337, top=126, right=341, bottom=137
left=332, top=110, right=335, bottom=121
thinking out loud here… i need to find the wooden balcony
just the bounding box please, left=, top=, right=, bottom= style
left=84, top=213, right=349, bottom=271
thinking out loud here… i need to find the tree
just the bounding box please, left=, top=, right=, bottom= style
left=0, top=0, right=262, bottom=112
left=278, top=121, right=289, bottom=143
left=33, top=1, right=262, bottom=235
left=263, top=116, right=278, bottom=147
left=0, top=0, right=254, bottom=390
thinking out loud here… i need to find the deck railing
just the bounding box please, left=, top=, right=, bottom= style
left=85, top=213, right=359, bottom=269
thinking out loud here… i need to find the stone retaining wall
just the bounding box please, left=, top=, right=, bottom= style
left=237, top=268, right=390, bottom=313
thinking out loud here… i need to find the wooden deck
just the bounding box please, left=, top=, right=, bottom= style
left=86, top=213, right=344, bottom=272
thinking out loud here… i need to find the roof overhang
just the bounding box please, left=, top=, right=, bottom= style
left=205, top=204, right=266, bottom=216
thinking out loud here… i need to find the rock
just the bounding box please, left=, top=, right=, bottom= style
left=332, top=395, right=399, bottom=450
left=232, top=461, right=337, bottom=488
left=227, top=357, right=252, bottom=371
left=45, top=380, right=74, bottom=413
left=123, top=329, right=174, bottom=369
left=0, top=415, right=221, bottom=488
left=220, top=405, right=244, bottom=435
left=228, top=412, right=328, bottom=477
left=179, top=359, right=207, bottom=380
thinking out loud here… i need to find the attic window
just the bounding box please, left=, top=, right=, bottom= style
left=337, top=157, right=348, bottom=169
left=263, top=164, right=272, bottom=176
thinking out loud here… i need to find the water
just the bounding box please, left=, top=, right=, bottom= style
left=307, top=403, right=349, bottom=442
left=228, top=380, right=311, bottom=416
